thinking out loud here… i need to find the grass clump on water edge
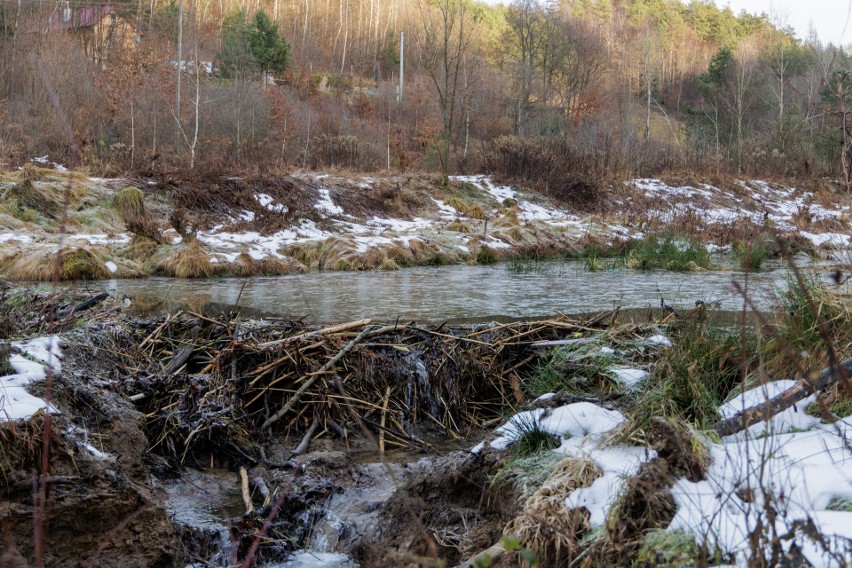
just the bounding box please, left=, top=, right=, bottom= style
left=506, top=252, right=553, bottom=274
left=732, top=239, right=773, bottom=271
left=623, top=233, right=711, bottom=272
left=625, top=309, right=756, bottom=434
left=4, top=246, right=110, bottom=281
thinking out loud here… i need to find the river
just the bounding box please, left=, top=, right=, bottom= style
left=93, top=259, right=826, bottom=323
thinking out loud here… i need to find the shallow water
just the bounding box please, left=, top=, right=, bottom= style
left=94, top=259, right=830, bottom=323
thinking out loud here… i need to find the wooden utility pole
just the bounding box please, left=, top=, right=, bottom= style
left=175, top=0, right=184, bottom=155
left=398, top=31, right=404, bottom=103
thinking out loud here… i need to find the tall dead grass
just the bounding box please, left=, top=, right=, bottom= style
left=4, top=246, right=110, bottom=281
left=157, top=241, right=214, bottom=278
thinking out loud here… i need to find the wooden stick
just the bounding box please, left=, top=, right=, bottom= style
left=56, top=291, right=110, bottom=317
left=714, top=358, right=852, bottom=437
left=292, top=417, right=321, bottom=455
left=379, top=386, right=391, bottom=455
left=261, top=325, right=375, bottom=429
left=453, top=538, right=511, bottom=568
left=255, top=318, right=371, bottom=349
left=139, top=312, right=179, bottom=349
left=239, top=466, right=254, bottom=514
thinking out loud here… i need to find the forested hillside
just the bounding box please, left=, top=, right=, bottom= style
left=0, top=0, right=850, bottom=185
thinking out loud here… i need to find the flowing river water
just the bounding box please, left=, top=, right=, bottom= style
left=94, top=259, right=828, bottom=323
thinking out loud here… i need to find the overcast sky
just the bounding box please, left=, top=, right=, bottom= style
left=715, top=0, right=850, bottom=46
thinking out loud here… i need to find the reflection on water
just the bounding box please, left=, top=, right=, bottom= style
left=94, top=260, right=825, bottom=323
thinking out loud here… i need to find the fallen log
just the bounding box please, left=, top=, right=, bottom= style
left=713, top=358, right=852, bottom=437
left=56, top=291, right=110, bottom=318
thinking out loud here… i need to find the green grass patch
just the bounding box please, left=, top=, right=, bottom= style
left=510, top=412, right=561, bottom=457
left=489, top=451, right=563, bottom=498
left=623, top=234, right=712, bottom=272
left=827, top=496, right=852, bottom=512
left=524, top=342, right=622, bottom=398
left=627, top=313, right=756, bottom=432
left=634, top=529, right=697, bottom=567
left=506, top=253, right=553, bottom=274
left=475, top=246, right=498, bottom=265
left=732, top=239, right=773, bottom=271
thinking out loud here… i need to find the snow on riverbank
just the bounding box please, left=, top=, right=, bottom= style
left=0, top=173, right=848, bottom=275
left=473, top=358, right=851, bottom=566
left=0, top=336, right=61, bottom=422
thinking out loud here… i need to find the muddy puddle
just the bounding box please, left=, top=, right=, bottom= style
left=90, top=258, right=834, bottom=322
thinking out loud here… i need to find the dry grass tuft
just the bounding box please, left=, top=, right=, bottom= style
left=127, top=236, right=161, bottom=261
left=113, top=186, right=146, bottom=221
left=4, top=246, right=110, bottom=281
left=218, top=253, right=307, bottom=276
left=505, top=457, right=601, bottom=566
left=157, top=241, right=214, bottom=278
left=448, top=219, right=473, bottom=233
left=17, top=163, right=53, bottom=184
left=445, top=197, right=487, bottom=219
left=8, top=180, right=61, bottom=219
left=494, top=206, right=521, bottom=227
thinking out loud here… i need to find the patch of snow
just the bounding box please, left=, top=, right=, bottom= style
left=105, top=261, right=118, bottom=273
left=800, top=232, right=851, bottom=248
left=564, top=445, right=652, bottom=526
left=645, top=334, right=673, bottom=348
left=0, top=234, right=33, bottom=244
left=316, top=188, right=344, bottom=216
left=255, top=193, right=288, bottom=213
left=485, top=402, right=626, bottom=452
left=31, top=155, right=67, bottom=171
left=669, top=423, right=852, bottom=566
left=69, top=233, right=131, bottom=245
left=432, top=198, right=459, bottom=218
left=1, top=337, right=61, bottom=422
left=610, top=367, right=649, bottom=388
left=706, top=243, right=730, bottom=254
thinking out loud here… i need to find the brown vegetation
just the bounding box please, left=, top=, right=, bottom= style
left=157, top=241, right=214, bottom=278
left=4, top=247, right=110, bottom=281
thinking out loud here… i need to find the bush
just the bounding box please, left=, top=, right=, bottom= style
left=483, top=136, right=604, bottom=210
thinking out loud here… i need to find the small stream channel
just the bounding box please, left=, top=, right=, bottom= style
left=94, top=259, right=834, bottom=322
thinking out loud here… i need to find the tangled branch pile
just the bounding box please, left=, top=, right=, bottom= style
left=119, top=313, right=609, bottom=468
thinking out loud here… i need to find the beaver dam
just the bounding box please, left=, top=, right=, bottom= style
left=1, top=280, right=851, bottom=567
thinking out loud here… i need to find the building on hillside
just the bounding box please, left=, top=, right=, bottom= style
left=41, top=3, right=142, bottom=63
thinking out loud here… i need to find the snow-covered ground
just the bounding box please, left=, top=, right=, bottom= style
left=473, top=333, right=852, bottom=567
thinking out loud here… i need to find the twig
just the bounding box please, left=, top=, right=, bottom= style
left=292, top=417, right=321, bottom=455
left=379, top=386, right=391, bottom=455
left=255, top=318, right=371, bottom=350
left=261, top=325, right=375, bottom=429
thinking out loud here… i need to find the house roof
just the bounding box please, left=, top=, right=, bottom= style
left=44, top=5, right=116, bottom=31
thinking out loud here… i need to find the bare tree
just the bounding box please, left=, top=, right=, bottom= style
left=415, top=0, right=475, bottom=179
